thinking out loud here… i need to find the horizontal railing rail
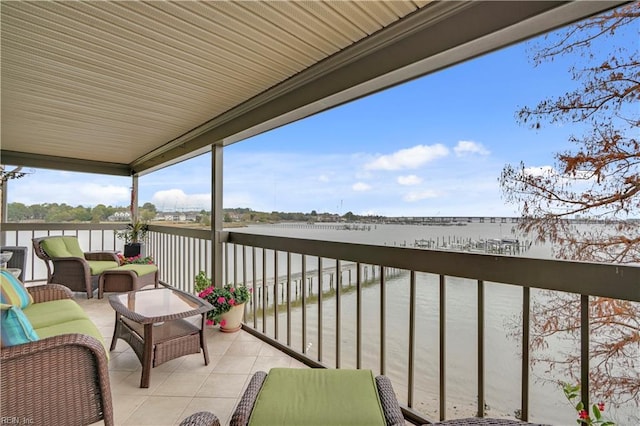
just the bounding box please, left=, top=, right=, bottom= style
left=3, top=223, right=638, bottom=424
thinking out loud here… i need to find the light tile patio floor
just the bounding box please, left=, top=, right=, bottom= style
left=77, top=294, right=308, bottom=426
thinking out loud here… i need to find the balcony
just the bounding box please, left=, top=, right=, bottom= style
left=2, top=222, right=638, bottom=425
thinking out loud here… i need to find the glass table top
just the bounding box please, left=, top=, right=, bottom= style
left=109, top=287, right=210, bottom=322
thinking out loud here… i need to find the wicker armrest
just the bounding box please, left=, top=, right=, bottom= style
left=376, top=375, right=405, bottom=426
left=1, top=333, right=113, bottom=426
left=28, top=284, right=74, bottom=303
left=85, top=251, right=119, bottom=262
left=230, top=371, right=268, bottom=426
left=179, top=411, right=221, bottom=426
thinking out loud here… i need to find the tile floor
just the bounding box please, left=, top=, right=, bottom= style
left=77, top=294, right=308, bottom=426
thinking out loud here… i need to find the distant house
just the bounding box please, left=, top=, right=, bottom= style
left=108, top=211, right=131, bottom=222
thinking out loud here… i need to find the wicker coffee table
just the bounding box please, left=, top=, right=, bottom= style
left=108, top=287, right=213, bottom=388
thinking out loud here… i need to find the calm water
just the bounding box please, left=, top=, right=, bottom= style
left=233, top=223, right=637, bottom=425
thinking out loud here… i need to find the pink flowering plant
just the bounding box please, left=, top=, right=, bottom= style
left=117, top=253, right=154, bottom=265
left=194, top=271, right=251, bottom=326
left=563, top=383, right=615, bottom=425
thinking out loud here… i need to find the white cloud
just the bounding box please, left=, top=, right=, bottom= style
left=151, top=189, right=211, bottom=211
left=403, top=189, right=439, bottom=202
left=454, top=140, right=490, bottom=157
left=318, top=175, right=330, bottom=182
left=365, top=144, right=449, bottom=171
left=397, top=175, right=422, bottom=185
left=352, top=182, right=372, bottom=191
left=9, top=171, right=131, bottom=207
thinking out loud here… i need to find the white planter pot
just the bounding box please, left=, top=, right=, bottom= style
left=219, top=304, right=245, bottom=333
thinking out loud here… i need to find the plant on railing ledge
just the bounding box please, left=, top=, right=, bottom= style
left=563, top=383, right=615, bottom=425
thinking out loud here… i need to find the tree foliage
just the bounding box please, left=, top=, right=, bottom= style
left=501, top=2, right=639, bottom=264
left=501, top=2, right=639, bottom=408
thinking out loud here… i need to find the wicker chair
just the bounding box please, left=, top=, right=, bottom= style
left=0, top=246, right=28, bottom=281
left=0, top=284, right=114, bottom=426
left=33, top=236, right=119, bottom=298
left=230, top=370, right=405, bottom=426
left=179, top=411, right=221, bottom=426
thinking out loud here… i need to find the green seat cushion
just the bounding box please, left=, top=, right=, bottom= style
left=248, top=368, right=386, bottom=426
left=88, top=260, right=119, bottom=275
left=1, top=303, right=39, bottom=347
left=0, top=270, right=33, bottom=308
left=23, top=299, right=89, bottom=329
left=35, top=318, right=109, bottom=358
left=41, top=236, right=85, bottom=258
left=115, top=264, right=158, bottom=276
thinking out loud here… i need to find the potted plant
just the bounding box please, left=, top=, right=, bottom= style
left=195, top=271, right=252, bottom=333
left=116, top=220, right=149, bottom=257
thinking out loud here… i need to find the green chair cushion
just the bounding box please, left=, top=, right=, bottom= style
left=41, top=236, right=85, bottom=258
left=23, top=299, right=89, bottom=329
left=1, top=303, right=39, bottom=347
left=88, top=260, right=119, bottom=275
left=35, top=318, right=109, bottom=358
left=0, top=270, right=33, bottom=308
left=115, top=264, right=158, bottom=276
left=248, top=368, right=386, bottom=426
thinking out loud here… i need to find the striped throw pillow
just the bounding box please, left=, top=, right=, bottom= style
left=0, top=270, right=34, bottom=308
left=1, top=303, right=39, bottom=347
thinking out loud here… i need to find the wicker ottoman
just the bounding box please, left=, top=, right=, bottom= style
left=98, top=264, right=158, bottom=298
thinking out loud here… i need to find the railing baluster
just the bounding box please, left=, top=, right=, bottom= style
left=440, top=274, right=446, bottom=421
left=274, top=250, right=278, bottom=340
left=356, top=262, right=362, bottom=369
left=477, top=280, right=485, bottom=418
left=287, top=252, right=292, bottom=347
left=380, top=266, right=386, bottom=375
left=336, top=258, right=341, bottom=369
left=262, top=248, right=267, bottom=333
left=522, top=286, right=530, bottom=421
left=234, top=244, right=238, bottom=285
left=408, top=270, right=416, bottom=407
left=252, top=246, right=257, bottom=329
left=302, top=254, right=307, bottom=353
left=581, top=294, right=590, bottom=410
left=318, top=257, right=323, bottom=363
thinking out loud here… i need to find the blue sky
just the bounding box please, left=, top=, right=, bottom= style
left=7, top=17, right=628, bottom=217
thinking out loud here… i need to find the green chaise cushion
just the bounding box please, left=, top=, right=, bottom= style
left=23, top=299, right=89, bottom=329
left=41, top=236, right=85, bottom=259
left=248, top=368, right=386, bottom=426
left=115, top=264, right=158, bottom=276
left=35, top=318, right=109, bottom=358
left=87, top=260, right=119, bottom=275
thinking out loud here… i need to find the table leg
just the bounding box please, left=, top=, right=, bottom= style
left=200, top=314, right=210, bottom=365
left=140, top=323, right=154, bottom=388
left=110, top=312, right=121, bottom=351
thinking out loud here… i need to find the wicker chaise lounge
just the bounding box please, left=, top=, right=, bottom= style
left=230, top=369, right=405, bottom=426
left=33, top=236, right=120, bottom=298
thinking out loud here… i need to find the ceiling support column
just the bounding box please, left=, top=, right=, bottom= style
left=211, top=144, right=223, bottom=288
left=131, top=174, right=139, bottom=222
left=0, top=174, right=7, bottom=246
